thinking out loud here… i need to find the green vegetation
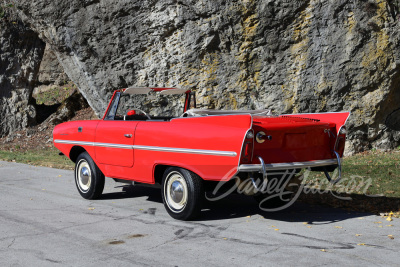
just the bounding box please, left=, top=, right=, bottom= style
left=0, top=3, right=13, bottom=19
left=0, top=147, right=74, bottom=170
left=33, top=82, right=76, bottom=105
left=304, top=150, right=400, bottom=198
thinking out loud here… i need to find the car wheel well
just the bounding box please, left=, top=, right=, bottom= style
left=154, top=165, right=202, bottom=185
left=154, top=165, right=169, bottom=185
left=70, top=146, right=87, bottom=163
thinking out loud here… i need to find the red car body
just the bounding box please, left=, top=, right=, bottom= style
left=53, top=87, right=350, bottom=220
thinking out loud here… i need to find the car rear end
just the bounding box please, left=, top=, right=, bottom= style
left=238, top=113, right=349, bottom=183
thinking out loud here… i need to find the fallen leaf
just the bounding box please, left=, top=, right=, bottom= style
left=274, top=229, right=279, bottom=231
left=378, top=226, right=383, bottom=228
left=246, top=216, right=251, bottom=218
left=357, top=217, right=365, bottom=220
left=307, top=226, right=312, bottom=228
left=88, top=207, right=95, bottom=210
left=223, top=238, right=227, bottom=240
left=386, top=225, right=393, bottom=227
left=58, top=175, right=62, bottom=177
left=388, top=235, right=394, bottom=240
left=386, top=217, right=393, bottom=221
left=303, top=222, right=308, bottom=225
left=320, top=249, right=327, bottom=252
left=335, top=226, right=343, bottom=229
left=355, top=234, right=362, bottom=236
left=271, top=225, right=276, bottom=228
left=374, top=222, right=382, bottom=224
left=357, top=243, right=366, bottom=246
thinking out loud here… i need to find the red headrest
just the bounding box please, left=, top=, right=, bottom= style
left=127, top=110, right=136, bottom=116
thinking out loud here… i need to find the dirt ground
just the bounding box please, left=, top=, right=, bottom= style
left=0, top=107, right=97, bottom=152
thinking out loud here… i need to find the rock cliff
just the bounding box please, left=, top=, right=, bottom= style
left=0, top=13, right=45, bottom=137
left=1, top=0, right=400, bottom=154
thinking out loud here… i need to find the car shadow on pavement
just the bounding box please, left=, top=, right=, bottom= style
left=100, top=184, right=163, bottom=203
left=100, top=184, right=373, bottom=223
left=199, top=193, right=372, bottom=223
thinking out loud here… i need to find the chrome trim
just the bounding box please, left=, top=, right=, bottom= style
left=238, top=158, right=338, bottom=172
left=171, top=113, right=256, bottom=121
left=54, top=140, right=94, bottom=146
left=335, top=125, right=346, bottom=150
left=324, top=151, right=342, bottom=184
left=53, top=140, right=237, bottom=157
left=133, top=145, right=237, bottom=157
left=237, top=117, right=254, bottom=168
left=256, top=131, right=266, bottom=143
left=98, top=142, right=133, bottom=149
left=258, top=156, right=267, bottom=180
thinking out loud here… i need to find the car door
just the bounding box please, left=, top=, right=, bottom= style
left=95, top=120, right=139, bottom=167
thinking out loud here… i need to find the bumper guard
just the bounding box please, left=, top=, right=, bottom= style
left=239, top=153, right=342, bottom=184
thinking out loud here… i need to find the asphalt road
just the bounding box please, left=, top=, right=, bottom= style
left=0, top=161, right=399, bottom=266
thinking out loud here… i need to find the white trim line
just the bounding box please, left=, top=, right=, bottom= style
left=54, top=139, right=237, bottom=157
left=54, top=140, right=94, bottom=146
left=133, top=145, right=236, bottom=157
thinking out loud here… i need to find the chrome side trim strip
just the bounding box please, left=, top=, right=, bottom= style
left=133, top=145, right=237, bottom=157
left=98, top=142, right=133, bottom=149
left=53, top=140, right=237, bottom=157
left=54, top=140, right=94, bottom=146
left=238, top=158, right=338, bottom=172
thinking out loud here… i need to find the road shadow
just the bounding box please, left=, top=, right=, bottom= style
left=299, top=190, right=400, bottom=215
left=99, top=184, right=382, bottom=224
left=100, top=184, right=163, bottom=203
left=199, top=193, right=373, bottom=223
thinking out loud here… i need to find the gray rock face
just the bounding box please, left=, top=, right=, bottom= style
left=32, top=44, right=71, bottom=96
left=37, top=45, right=69, bottom=87
left=4, top=0, right=400, bottom=153
left=0, top=18, right=45, bottom=137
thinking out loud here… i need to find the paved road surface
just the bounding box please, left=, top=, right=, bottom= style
left=0, top=161, right=399, bottom=266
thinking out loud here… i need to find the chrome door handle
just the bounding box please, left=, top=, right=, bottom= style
left=124, top=134, right=132, bottom=138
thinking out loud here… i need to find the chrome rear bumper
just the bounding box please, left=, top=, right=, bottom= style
left=238, top=158, right=338, bottom=172
left=239, top=153, right=342, bottom=184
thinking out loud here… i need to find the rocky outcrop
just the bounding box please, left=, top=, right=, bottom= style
left=33, top=44, right=69, bottom=95
left=0, top=13, right=45, bottom=137
left=2, top=0, right=400, bottom=153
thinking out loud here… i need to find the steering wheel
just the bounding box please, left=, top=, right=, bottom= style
left=132, top=109, right=151, bottom=120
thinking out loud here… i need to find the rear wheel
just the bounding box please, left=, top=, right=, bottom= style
left=161, top=167, right=204, bottom=220
left=75, top=152, right=105, bottom=199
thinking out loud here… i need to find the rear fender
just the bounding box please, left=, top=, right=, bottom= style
left=282, top=112, right=350, bottom=134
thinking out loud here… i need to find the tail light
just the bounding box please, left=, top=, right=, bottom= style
left=240, top=130, right=254, bottom=164
left=335, top=126, right=346, bottom=156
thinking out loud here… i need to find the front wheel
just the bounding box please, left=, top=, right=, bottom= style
left=75, top=152, right=105, bottom=199
left=161, top=167, right=204, bottom=220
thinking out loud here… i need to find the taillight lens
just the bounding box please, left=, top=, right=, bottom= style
left=335, top=126, right=346, bottom=156
left=241, top=130, right=254, bottom=163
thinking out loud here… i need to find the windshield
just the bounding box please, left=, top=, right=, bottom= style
left=114, top=90, right=186, bottom=119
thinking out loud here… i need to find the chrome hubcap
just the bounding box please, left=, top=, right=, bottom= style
left=77, top=160, right=91, bottom=192
left=170, top=180, right=184, bottom=203
left=165, top=172, right=188, bottom=212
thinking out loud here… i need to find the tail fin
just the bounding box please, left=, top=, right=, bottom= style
left=282, top=112, right=350, bottom=134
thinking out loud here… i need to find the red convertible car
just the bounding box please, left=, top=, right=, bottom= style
left=53, top=87, right=350, bottom=220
